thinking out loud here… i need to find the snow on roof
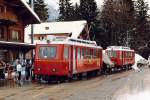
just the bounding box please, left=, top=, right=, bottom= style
left=25, top=20, right=87, bottom=39
left=106, top=46, right=134, bottom=51
left=20, top=0, right=40, bottom=23
left=36, top=37, right=102, bottom=49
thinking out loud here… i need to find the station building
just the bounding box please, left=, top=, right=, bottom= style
left=0, top=0, right=40, bottom=63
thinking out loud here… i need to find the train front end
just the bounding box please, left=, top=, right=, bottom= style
left=34, top=44, right=70, bottom=81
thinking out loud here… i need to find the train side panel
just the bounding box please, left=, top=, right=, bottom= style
left=75, top=46, right=103, bottom=74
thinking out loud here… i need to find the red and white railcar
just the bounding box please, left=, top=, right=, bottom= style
left=105, top=46, right=135, bottom=70
left=34, top=37, right=103, bottom=81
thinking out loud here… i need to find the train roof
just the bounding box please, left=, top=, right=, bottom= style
left=106, top=46, right=134, bottom=51
left=36, top=37, right=102, bottom=49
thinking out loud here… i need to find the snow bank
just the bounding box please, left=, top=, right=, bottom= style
left=102, top=50, right=114, bottom=66
left=132, top=54, right=148, bottom=71
left=135, top=54, right=147, bottom=63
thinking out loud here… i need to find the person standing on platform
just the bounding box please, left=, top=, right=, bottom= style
left=16, top=61, right=22, bottom=82
left=25, top=59, right=31, bottom=81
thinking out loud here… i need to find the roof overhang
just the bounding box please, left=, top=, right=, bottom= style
left=6, top=0, right=41, bottom=24
left=0, top=19, right=16, bottom=25
left=0, top=41, right=35, bottom=52
left=20, top=0, right=41, bottom=24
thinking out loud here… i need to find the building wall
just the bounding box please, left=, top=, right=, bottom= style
left=33, top=33, right=69, bottom=42
left=0, top=1, right=24, bottom=42
left=0, top=0, right=26, bottom=63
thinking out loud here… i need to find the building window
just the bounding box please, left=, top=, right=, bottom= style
left=0, top=5, right=6, bottom=13
left=0, top=6, right=4, bottom=13
left=12, top=30, right=20, bottom=40
left=38, top=36, right=40, bottom=40
left=0, top=27, right=4, bottom=39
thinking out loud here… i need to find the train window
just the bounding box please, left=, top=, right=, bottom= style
left=120, top=52, right=122, bottom=59
left=107, top=51, right=111, bottom=57
left=125, top=52, right=132, bottom=58
left=39, top=46, right=56, bottom=59
left=85, top=48, right=91, bottom=59
left=96, top=50, right=100, bottom=58
left=81, top=48, right=84, bottom=60
left=77, top=48, right=81, bottom=59
left=90, top=49, right=93, bottom=59
left=93, top=50, right=97, bottom=58
left=126, top=52, right=128, bottom=57
left=113, top=51, right=117, bottom=57
left=107, top=51, right=117, bottom=57
left=64, top=47, right=69, bottom=59
left=84, top=49, right=88, bottom=59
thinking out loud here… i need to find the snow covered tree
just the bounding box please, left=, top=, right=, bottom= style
left=34, top=0, right=49, bottom=22
left=79, top=0, right=99, bottom=40
left=58, top=0, right=75, bottom=21
left=134, top=0, right=150, bottom=58
left=80, top=0, right=99, bottom=23
left=73, top=3, right=81, bottom=21
left=99, top=0, right=136, bottom=48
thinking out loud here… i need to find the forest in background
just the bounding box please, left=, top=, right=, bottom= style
left=29, top=0, right=150, bottom=59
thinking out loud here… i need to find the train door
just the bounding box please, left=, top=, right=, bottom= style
left=64, top=45, right=72, bottom=77
left=72, top=46, right=77, bottom=74
left=68, top=46, right=72, bottom=75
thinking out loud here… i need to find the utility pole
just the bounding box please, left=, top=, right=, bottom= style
left=126, top=28, right=136, bottom=47
left=30, top=0, right=35, bottom=80
left=30, top=0, right=34, bottom=60
left=126, top=31, right=129, bottom=47
left=31, top=0, right=34, bottom=44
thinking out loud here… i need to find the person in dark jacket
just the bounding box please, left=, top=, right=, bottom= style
left=25, top=60, right=31, bottom=80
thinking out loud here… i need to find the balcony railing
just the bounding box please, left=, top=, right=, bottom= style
left=0, top=12, right=17, bottom=23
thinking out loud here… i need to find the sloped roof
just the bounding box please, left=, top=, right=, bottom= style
left=20, top=0, right=40, bottom=23
left=25, top=20, right=87, bottom=39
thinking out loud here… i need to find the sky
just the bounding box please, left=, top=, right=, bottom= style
left=45, top=0, right=104, bottom=9
left=46, top=0, right=150, bottom=13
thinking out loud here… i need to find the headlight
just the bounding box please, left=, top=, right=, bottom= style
left=52, top=68, right=56, bottom=72
left=37, top=68, right=41, bottom=71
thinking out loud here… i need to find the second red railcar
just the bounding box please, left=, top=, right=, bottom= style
left=105, top=46, right=135, bottom=70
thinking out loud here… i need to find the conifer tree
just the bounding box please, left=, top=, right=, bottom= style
left=134, top=0, right=150, bottom=58
left=99, top=0, right=136, bottom=47
left=58, top=0, right=74, bottom=21
left=79, top=0, right=99, bottom=40
left=73, top=3, right=81, bottom=20
left=34, top=0, right=49, bottom=22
